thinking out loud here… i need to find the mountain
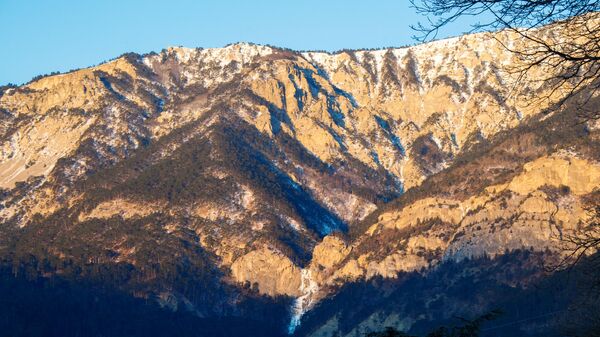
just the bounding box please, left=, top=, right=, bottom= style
left=0, top=20, right=599, bottom=337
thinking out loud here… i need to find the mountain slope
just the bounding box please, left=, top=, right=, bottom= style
left=1, top=21, right=599, bottom=337
left=293, top=98, right=600, bottom=336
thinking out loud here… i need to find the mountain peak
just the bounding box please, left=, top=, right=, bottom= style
left=157, top=42, right=275, bottom=65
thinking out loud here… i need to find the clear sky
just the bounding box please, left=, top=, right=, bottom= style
left=0, top=0, right=485, bottom=85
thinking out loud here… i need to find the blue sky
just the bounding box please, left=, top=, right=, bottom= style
left=0, top=0, right=485, bottom=85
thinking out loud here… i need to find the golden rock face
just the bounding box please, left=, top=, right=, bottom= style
left=311, top=236, right=350, bottom=270
left=230, top=247, right=303, bottom=297
left=0, top=25, right=598, bottom=315
left=0, top=33, right=539, bottom=193
left=326, top=153, right=599, bottom=282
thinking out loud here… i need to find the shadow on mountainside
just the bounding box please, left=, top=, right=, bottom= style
left=0, top=262, right=291, bottom=337
left=294, top=250, right=600, bottom=337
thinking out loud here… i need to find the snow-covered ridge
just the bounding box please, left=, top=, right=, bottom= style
left=136, top=31, right=513, bottom=99
left=301, top=31, right=508, bottom=86
left=141, top=42, right=278, bottom=88
left=145, top=42, right=275, bottom=67
left=141, top=31, right=497, bottom=71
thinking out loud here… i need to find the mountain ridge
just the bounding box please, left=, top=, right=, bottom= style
left=1, top=19, right=599, bottom=336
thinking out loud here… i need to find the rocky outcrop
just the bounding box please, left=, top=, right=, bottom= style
left=311, top=236, right=350, bottom=270
left=79, top=198, right=162, bottom=221
left=506, top=155, right=600, bottom=195
left=301, top=147, right=600, bottom=301
left=230, top=247, right=302, bottom=297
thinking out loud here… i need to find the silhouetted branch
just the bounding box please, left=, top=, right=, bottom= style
left=410, top=0, right=600, bottom=119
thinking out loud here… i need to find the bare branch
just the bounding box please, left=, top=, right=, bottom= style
left=411, top=0, right=600, bottom=118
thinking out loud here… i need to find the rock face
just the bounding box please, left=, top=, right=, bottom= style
left=0, top=17, right=599, bottom=337
left=231, top=247, right=302, bottom=297
left=311, top=236, right=350, bottom=270
left=295, top=112, right=600, bottom=336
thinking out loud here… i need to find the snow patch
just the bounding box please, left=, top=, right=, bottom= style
left=430, top=134, right=443, bottom=149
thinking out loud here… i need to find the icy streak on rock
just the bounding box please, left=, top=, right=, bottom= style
left=288, top=268, right=319, bottom=334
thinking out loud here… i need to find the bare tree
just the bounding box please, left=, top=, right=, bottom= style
left=544, top=199, right=600, bottom=336
left=410, top=0, right=600, bottom=119
left=555, top=203, right=600, bottom=281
